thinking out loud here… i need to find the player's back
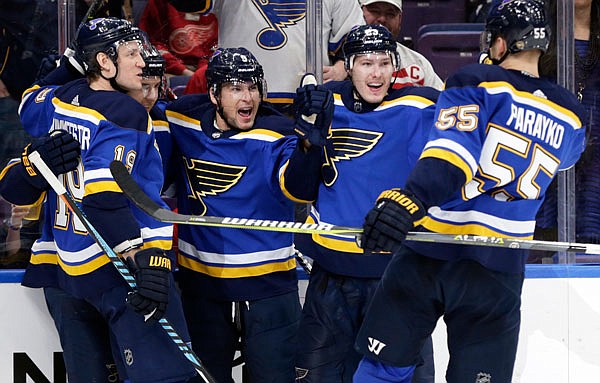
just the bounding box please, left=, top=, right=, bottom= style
left=410, top=63, right=586, bottom=273
left=20, top=79, right=172, bottom=298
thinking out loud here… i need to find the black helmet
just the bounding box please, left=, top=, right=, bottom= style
left=482, top=0, right=550, bottom=55
left=206, top=47, right=266, bottom=96
left=342, top=24, right=399, bottom=71
left=75, top=17, right=142, bottom=74
left=138, top=29, right=165, bottom=78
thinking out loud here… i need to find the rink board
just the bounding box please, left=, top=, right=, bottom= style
left=2, top=265, right=600, bottom=382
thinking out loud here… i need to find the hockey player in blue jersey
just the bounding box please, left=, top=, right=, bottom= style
left=353, top=1, right=587, bottom=382
left=157, top=47, right=333, bottom=382
left=0, top=18, right=199, bottom=382
left=294, top=25, right=437, bottom=383
left=38, top=31, right=171, bottom=383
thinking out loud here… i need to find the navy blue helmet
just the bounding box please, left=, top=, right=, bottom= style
left=75, top=17, right=142, bottom=74
left=206, top=47, right=266, bottom=96
left=138, top=29, right=165, bottom=78
left=482, top=0, right=550, bottom=55
left=342, top=24, right=399, bottom=71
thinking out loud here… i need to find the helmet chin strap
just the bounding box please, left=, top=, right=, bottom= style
left=100, top=60, right=128, bottom=93
left=490, top=50, right=510, bottom=65
left=488, top=37, right=510, bottom=66
left=214, top=97, right=241, bottom=132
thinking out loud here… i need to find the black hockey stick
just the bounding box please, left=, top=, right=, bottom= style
left=28, top=153, right=217, bottom=383
left=76, top=0, right=105, bottom=36
left=110, top=161, right=600, bottom=255
left=110, top=161, right=359, bottom=235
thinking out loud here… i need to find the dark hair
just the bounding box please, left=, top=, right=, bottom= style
left=539, top=0, right=600, bottom=81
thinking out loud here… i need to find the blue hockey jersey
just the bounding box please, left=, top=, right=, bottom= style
left=407, top=64, right=587, bottom=273
left=160, top=95, right=318, bottom=301
left=17, top=79, right=173, bottom=298
left=296, top=80, right=440, bottom=278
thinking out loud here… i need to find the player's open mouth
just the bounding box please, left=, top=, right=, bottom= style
left=238, top=108, right=252, bottom=118
left=368, top=83, right=384, bottom=91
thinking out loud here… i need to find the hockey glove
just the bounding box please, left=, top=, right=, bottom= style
left=126, top=248, right=172, bottom=323
left=361, top=189, right=426, bottom=254
left=22, top=131, right=81, bottom=190
left=293, top=74, right=334, bottom=147
left=35, top=54, right=61, bottom=83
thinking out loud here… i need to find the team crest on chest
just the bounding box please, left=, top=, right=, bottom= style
left=183, top=157, right=247, bottom=215
left=323, top=128, right=383, bottom=186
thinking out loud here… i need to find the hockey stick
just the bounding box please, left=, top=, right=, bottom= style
left=28, top=153, right=217, bottom=383
left=76, top=0, right=105, bottom=36
left=110, top=161, right=600, bottom=255
left=110, top=161, right=359, bottom=235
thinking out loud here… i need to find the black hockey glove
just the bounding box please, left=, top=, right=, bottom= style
left=293, top=75, right=334, bottom=147
left=361, top=189, right=426, bottom=254
left=22, top=131, right=81, bottom=190
left=126, top=248, right=172, bottom=323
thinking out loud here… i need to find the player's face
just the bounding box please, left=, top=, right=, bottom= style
left=362, top=3, right=402, bottom=40
left=350, top=53, right=394, bottom=104
left=128, top=76, right=161, bottom=112
left=215, top=81, right=261, bottom=131
left=115, top=41, right=145, bottom=91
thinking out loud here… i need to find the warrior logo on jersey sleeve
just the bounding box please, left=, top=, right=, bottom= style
left=322, top=128, right=383, bottom=186
left=251, top=0, right=305, bottom=50
left=183, top=157, right=246, bottom=215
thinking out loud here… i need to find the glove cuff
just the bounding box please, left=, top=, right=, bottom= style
left=20, top=144, right=49, bottom=190
left=21, top=145, right=38, bottom=178
left=114, top=238, right=144, bottom=253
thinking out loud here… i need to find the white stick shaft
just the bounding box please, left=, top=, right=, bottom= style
left=28, top=151, right=67, bottom=194
left=301, top=73, right=318, bottom=123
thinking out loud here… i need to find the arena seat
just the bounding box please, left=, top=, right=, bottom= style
left=167, top=75, right=191, bottom=97
left=167, top=74, right=191, bottom=88
left=399, top=0, right=467, bottom=45
left=416, top=23, right=484, bottom=81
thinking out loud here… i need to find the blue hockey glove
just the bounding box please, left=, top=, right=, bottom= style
left=361, top=189, right=426, bottom=254
left=293, top=74, right=334, bottom=147
left=35, top=54, right=61, bottom=83
left=126, top=248, right=172, bottom=323
left=22, top=130, right=81, bottom=190
left=36, top=48, right=87, bottom=86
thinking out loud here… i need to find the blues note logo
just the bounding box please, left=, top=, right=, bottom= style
left=251, top=0, right=306, bottom=50
left=322, top=128, right=383, bottom=186
left=183, top=157, right=247, bottom=215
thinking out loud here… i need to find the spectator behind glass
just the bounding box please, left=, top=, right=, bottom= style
left=0, top=0, right=57, bottom=168
left=0, top=200, right=40, bottom=268
left=0, top=0, right=106, bottom=167
left=359, top=0, right=444, bottom=89
left=165, top=0, right=364, bottom=114
left=536, top=0, right=600, bottom=246
left=139, top=0, right=218, bottom=94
